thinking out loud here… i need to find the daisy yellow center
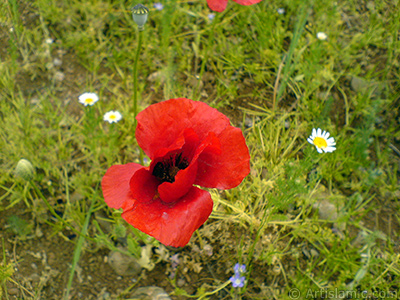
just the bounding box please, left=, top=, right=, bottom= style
left=314, top=137, right=327, bottom=149
left=109, top=115, right=116, bottom=119
left=86, top=98, right=93, bottom=104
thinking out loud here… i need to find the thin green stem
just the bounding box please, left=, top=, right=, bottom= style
left=195, top=230, right=205, bottom=249
left=275, top=0, right=312, bottom=108
left=64, top=186, right=97, bottom=300
left=133, top=28, right=144, bottom=165
left=133, top=30, right=142, bottom=123
left=197, top=281, right=231, bottom=299
left=193, top=13, right=220, bottom=99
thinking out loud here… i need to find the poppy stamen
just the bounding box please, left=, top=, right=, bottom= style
left=152, top=153, right=189, bottom=183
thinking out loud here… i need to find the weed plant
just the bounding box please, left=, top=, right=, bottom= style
left=0, top=0, right=399, bottom=299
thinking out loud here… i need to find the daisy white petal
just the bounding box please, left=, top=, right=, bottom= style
left=324, top=146, right=336, bottom=153
left=277, top=8, right=285, bottom=15
left=317, top=32, right=328, bottom=40
left=312, top=128, right=317, bottom=137
left=104, top=111, right=122, bottom=123
left=307, top=128, right=336, bottom=153
left=79, top=92, right=99, bottom=106
left=327, top=137, right=335, bottom=144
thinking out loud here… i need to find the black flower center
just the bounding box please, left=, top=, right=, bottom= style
left=152, top=153, right=189, bottom=183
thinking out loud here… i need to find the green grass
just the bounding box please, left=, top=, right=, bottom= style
left=1, top=0, right=399, bottom=299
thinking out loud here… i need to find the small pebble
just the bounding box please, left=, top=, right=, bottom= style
left=203, top=244, right=213, bottom=256
left=8, top=288, right=19, bottom=295
left=244, top=117, right=253, bottom=128
left=177, top=278, right=185, bottom=287
left=30, top=273, right=41, bottom=283
left=54, top=71, right=65, bottom=82
left=313, top=199, right=338, bottom=221
left=53, top=58, right=62, bottom=66
left=108, top=250, right=142, bottom=276
left=130, top=286, right=171, bottom=300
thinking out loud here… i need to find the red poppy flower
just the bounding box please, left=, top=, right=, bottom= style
left=102, top=98, right=250, bottom=247
left=207, top=0, right=262, bottom=12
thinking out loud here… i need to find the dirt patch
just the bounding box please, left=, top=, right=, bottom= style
left=1, top=201, right=281, bottom=299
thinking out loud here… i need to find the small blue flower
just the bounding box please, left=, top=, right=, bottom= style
left=170, top=253, right=180, bottom=269
left=154, top=2, right=164, bottom=10
left=230, top=274, right=245, bottom=288
left=230, top=263, right=246, bottom=288
left=208, top=13, right=215, bottom=21
left=234, top=263, right=246, bottom=274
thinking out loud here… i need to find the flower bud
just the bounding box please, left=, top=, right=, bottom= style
left=15, top=159, right=35, bottom=181
left=132, top=4, right=149, bottom=31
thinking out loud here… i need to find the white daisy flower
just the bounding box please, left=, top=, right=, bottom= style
left=316, top=32, right=328, bottom=40
left=277, top=8, right=285, bottom=15
left=104, top=111, right=122, bottom=123
left=307, top=128, right=336, bottom=153
left=78, top=93, right=99, bottom=106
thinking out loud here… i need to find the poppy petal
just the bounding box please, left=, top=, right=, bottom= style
left=195, top=126, right=250, bottom=189
left=158, top=161, right=198, bottom=203
left=207, top=0, right=228, bottom=12
left=130, top=167, right=160, bottom=204
left=136, top=98, right=230, bottom=159
left=180, top=128, right=201, bottom=161
left=158, top=131, right=222, bottom=202
left=162, top=130, right=221, bottom=198
left=157, top=129, right=200, bottom=203
left=121, top=187, right=213, bottom=247
left=102, top=163, right=144, bottom=209
left=152, top=135, right=186, bottom=159
left=232, top=0, right=263, bottom=5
